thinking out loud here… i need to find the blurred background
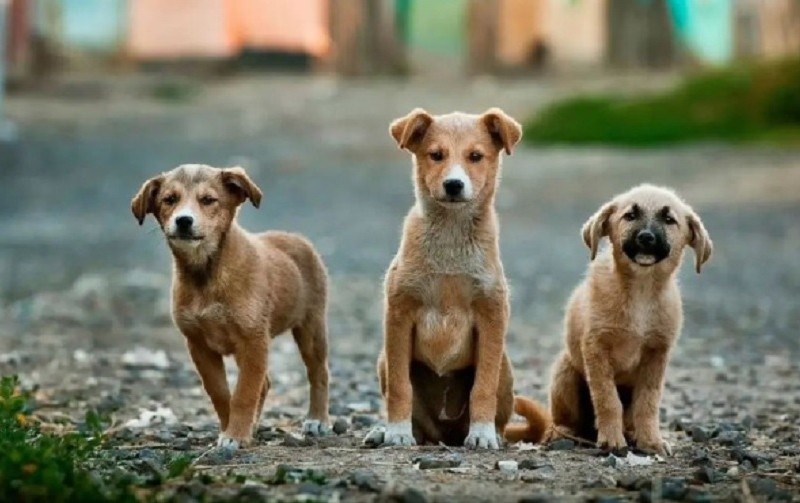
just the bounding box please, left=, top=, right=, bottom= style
left=0, top=0, right=799, bottom=479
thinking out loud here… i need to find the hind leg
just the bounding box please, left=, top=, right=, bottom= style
left=292, top=314, right=331, bottom=436
left=546, top=351, right=586, bottom=441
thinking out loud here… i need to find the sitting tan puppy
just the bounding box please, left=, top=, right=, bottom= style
left=365, top=108, right=549, bottom=449
left=547, top=184, right=712, bottom=455
left=131, top=164, right=330, bottom=449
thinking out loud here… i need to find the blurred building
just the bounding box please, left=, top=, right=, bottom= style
left=2, top=0, right=799, bottom=79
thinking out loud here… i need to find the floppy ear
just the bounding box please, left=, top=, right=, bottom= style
left=221, top=167, right=262, bottom=208
left=389, top=108, right=434, bottom=151
left=481, top=108, right=523, bottom=155
left=131, top=175, right=164, bottom=225
left=686, top=211, right=712, bottom=273
left=581, top=202, right=615, bottom=260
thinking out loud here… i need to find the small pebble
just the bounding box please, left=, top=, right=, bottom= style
left=715, top=431, right=744, bottom=446
left=332, top=417, right=349, bottom=435
left=415, top=455, right=462, bottom=470
left=547, top=438, right=575, bottom=451
left=690, top=426, right=711, bottom=443
left=496, top=460, right=518, bottom=475
left=349, top=470, right=381, bottom=492
left=389, top=488, right=428, bottom=503
left=520, top=465, right=555, bottom=482
left=694, top=466, right=723, bottom=484
left=519, top=459, right=548, bottom=470
left=295, top=482, right=323, bottom=496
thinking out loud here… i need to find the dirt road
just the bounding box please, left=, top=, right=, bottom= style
left=1, top=73, right=799, bottom=501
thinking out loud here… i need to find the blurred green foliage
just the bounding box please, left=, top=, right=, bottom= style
left=524, top=59, right=800, bottom=146
left=0, top=375, right=137, bottom=503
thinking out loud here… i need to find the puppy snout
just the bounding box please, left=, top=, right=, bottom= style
left=636, top=229, right=656, bottom=247
left=175, top=215, right=194, bottom=232
left=443, top=179, right=465, bottom=197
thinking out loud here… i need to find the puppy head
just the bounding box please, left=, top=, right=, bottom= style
left=582, top=184, right=712, bottom=273
left=389, top=108, right=522, bottom=209
left=131, top=164, right=262, bottom=255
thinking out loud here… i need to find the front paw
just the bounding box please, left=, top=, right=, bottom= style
left=635, top=432, right=672, bottom=456
left=302, top=419, right=331, bottom=437
left=383, top=421, right=416, bottom=446
left=596, top=425, right=627, bottom=452
left=363, top=422, right=417, bottom=447
left=216, top=432, right=250, bottom=450
left=464, top=422, right=500, bottom=450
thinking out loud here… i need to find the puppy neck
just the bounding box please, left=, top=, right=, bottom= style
left=414, top=197, right=497, bottom=276
left=170, top=223, right=250, bottom=287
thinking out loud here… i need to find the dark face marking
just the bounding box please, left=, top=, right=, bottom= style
left=621, top=204, right=672, bottom=266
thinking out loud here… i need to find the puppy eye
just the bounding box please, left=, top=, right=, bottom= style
left=163, top=194, right=178, bottom=205
left=468, top=151, right=483, bottom=163
left=664, top=215, right=677, bottom=225
left=199, top=196, right=217, bottom=206
left=622, top=211, right=637, bottom=221
left=429, top=150, right=444, bottom=162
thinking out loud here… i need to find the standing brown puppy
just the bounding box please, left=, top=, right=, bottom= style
left=131, top=164, right=331, bottom=449
left=365, top=109, right=549, bottom=449
left=547, top=184, right=712, bottom=455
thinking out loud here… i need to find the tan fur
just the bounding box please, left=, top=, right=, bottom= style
left=131, top=164, right=330, bottom=447
left=546, top=184, right=712, bottom=455
left=375, top=108, right=547, bottom=448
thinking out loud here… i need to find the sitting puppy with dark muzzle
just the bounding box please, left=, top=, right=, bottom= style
left=546, top=184, right=712, bottom=455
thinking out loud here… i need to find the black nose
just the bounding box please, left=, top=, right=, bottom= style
left=636, top=229, right=656, bottom=246
left=443, top=179, right=464, bottom=197
left=175, top=216, right=193, bottom=231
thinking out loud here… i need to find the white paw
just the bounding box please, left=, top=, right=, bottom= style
left=302, top=419, right=331, bottom=437
left=464, top=422, right=500, bottom=450
left=363, top=421, right=416, bottom=447
left=383, top=421, right=416, bottom=446
left=216, top=433, right=240, bottom=450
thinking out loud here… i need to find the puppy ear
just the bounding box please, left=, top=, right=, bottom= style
left=221, top=167, right=263, bottom=208
left=481, top=108, right=523, bottom=155
left=686, top=211, right=712, bottom=274
left=581, top=202, right=615, bottom=260
left=389, top=108, right=434, bottom=151
left=131, top=175, right=164, bottom=225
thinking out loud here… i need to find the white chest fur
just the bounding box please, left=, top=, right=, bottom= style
left=414, top=307, right=475, bottom=375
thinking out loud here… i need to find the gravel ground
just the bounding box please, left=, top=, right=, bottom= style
left=1, top=73, right=799, bottom=502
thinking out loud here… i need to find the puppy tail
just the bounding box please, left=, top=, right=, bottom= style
left=503, top=395, right=551, bottom=444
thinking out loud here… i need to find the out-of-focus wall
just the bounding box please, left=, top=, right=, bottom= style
left=233, top=0, right=329, bottom=57
left=735, top=0, right=800, bottom=60
left=496, top=0, right=542, bottom=67
left=542, top=0, right=606, bottom=67
left=495, top=0, right=606, bottom=70
left=129, top=0, right=238, bottom=59
left=128, top=0, right=329, bottom=60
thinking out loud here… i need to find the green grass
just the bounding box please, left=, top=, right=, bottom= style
left=524, top=59, right=800, bottom=146
left=0, top=376, right=138, bottom=502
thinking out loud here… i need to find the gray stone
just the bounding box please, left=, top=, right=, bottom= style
left=415, top=455, right=462, bottom=470
left=333, top=417, right=349, bottom=435
left=547, top=438, right=575, bottom=451
left=350, top=470, right=382, bottom=492
left=690, top=426, right=711, bottom=443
